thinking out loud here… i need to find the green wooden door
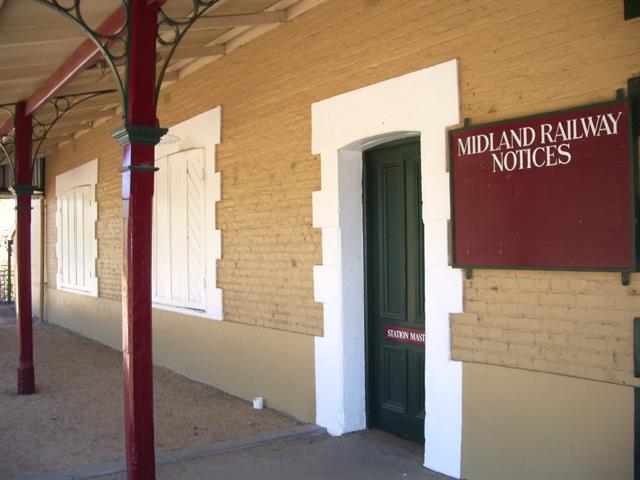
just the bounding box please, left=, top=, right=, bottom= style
left=365, top=139, right=425, bottom=443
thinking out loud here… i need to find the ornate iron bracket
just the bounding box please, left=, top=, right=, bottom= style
left=32, top=0, right=224, bottom=118
left=32, top=90, right=117, bottom=161
left=155, top=0, right=223, bottom=106
left=0, top=90, right=115, bottom=193
left=0, top=104, right=16, bottom=170
left=33, top=1, right=128, bottom=110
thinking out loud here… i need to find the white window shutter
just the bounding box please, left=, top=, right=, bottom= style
left=148, top=107, right=222, bottom=318
left=154, top=156, right=171, bottom=301
left=186, top=148, right=206, bottom=308
left=55, top=159, right=99, bottom=297
left=61, top=194, right=69, bottom=285
left=152, top=149, right=207, bottom=311
left=74, top=187, right=85, bottom=288
left=82, top=185, right=93, bottom=290
left=169, top=151, right=188, bottom=304
left=69, top=189, right=78, bottom=287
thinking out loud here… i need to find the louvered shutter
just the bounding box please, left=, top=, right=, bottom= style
left=152, top=149, right=206, bottom=311
left=185, top=149, right=206, bottom=308
left=59, top=185, right=92, bottom=292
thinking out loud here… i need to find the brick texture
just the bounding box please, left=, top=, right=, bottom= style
left=44, top=0, right=639, bottom=356
left=451, top=270, right=640, bottom=387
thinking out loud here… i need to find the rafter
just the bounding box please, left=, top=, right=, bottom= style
left=52, top=107, right=118, bottom=124
left=54, top=84, right=118, bottom=97
left=167, top=44, right=225, bottom=60
left=190, top=11, right=286, bottom=30
left=0, top=7, right=125, bottom=136
left=0, top=27, right=83, bottom=47
left=0, top=65, right=67, bottom=82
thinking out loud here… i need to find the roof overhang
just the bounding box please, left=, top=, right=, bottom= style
left=0, top=0, right=325, bottom=159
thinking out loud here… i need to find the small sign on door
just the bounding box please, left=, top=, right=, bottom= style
left=384, top=326, right=425, bottom=345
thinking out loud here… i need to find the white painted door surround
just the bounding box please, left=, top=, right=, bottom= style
left=311, top=59, right=464, bottom=478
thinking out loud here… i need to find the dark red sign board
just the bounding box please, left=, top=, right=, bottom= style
left=450, top=100, right=637, bottom=271
left=384, top=326, right=425, bottom=345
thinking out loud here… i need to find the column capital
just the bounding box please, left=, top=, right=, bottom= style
left=112, top=123, right=168, bottom=146
left=13, top=184, right=35, bottom=196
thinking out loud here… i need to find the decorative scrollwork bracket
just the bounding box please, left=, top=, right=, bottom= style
left=0, top=90, right=115, bottom=191
left=33, top=0, right=224, bottom=118
left=0, top=104, right=16, bottom=170
left=155, top=0, right=222, bottom=106
left=31, top=90, right=117, bottom=160
left=33, top=1, right=129, bottom=111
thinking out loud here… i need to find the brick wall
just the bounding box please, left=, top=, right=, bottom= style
left=452, top=271, right=640, bottom=387
left=44, top=0, right=639, bottom=353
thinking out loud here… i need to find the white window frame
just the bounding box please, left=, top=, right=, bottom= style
left=55, top=159, right=99, bottom=297
left=153, top=107, right=223, bottom=320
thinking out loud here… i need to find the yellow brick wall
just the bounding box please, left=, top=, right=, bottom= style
left=44, top=0, right=639, bottom=354
left=452, top=271, right=640, bottom=387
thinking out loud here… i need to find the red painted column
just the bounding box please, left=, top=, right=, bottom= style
left=14, top=101, right=35, bottom=395
left=117, top=1, right=165, bottom=479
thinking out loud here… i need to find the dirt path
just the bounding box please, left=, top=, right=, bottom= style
left=0, top=323, right=298, bottom=478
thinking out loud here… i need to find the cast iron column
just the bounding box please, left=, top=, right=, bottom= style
left=14, top=100, right=35, bottom=395
left=115, top=1, right=166, bottom=479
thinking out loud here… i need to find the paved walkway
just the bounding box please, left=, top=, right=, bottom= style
left=26, top=428, right=452, bottom=480
left=0, top=302, right=15, bottom=325
left=141, top=429, right=453, bottom=480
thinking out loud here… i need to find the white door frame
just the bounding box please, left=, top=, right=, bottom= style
left=311, top=59, right=464, bottom=478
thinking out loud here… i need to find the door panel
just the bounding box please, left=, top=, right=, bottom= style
left=381, top=345, right=407, bottom=414
left=366, top=139, right=425, bottom=443
left=380, top=163, right=406, bottom=318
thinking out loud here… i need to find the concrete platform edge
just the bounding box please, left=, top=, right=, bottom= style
left=18, top=424, right=327, bottom=480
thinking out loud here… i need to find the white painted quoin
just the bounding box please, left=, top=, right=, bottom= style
left=55, top=159, right=99, bottom=297
left=153, top=107, right=223, bottom=320
left=311, top=60, right=464, bottom=478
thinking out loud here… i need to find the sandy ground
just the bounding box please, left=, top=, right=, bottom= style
left=0, top=322, right=298, bottom=479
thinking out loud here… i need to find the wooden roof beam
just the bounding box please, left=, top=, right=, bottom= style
left=50, top=107, right=118, bottom=124
left=55, top=84, right=119, bottom=97
left=0, top=7, right=125, bottom=135
left=25, top=9, right=126, bottom=115
left=189, top=11, right=286, bottom=31
left=167, top=44, right=225, bottom=61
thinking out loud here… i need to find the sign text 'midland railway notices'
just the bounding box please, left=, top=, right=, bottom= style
left=449, top=101, right=636, bottom=270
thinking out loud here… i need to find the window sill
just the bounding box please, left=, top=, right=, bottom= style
left=152, top=301, right=222, bottom=321
left=57, top=285, right=98, bottom=298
